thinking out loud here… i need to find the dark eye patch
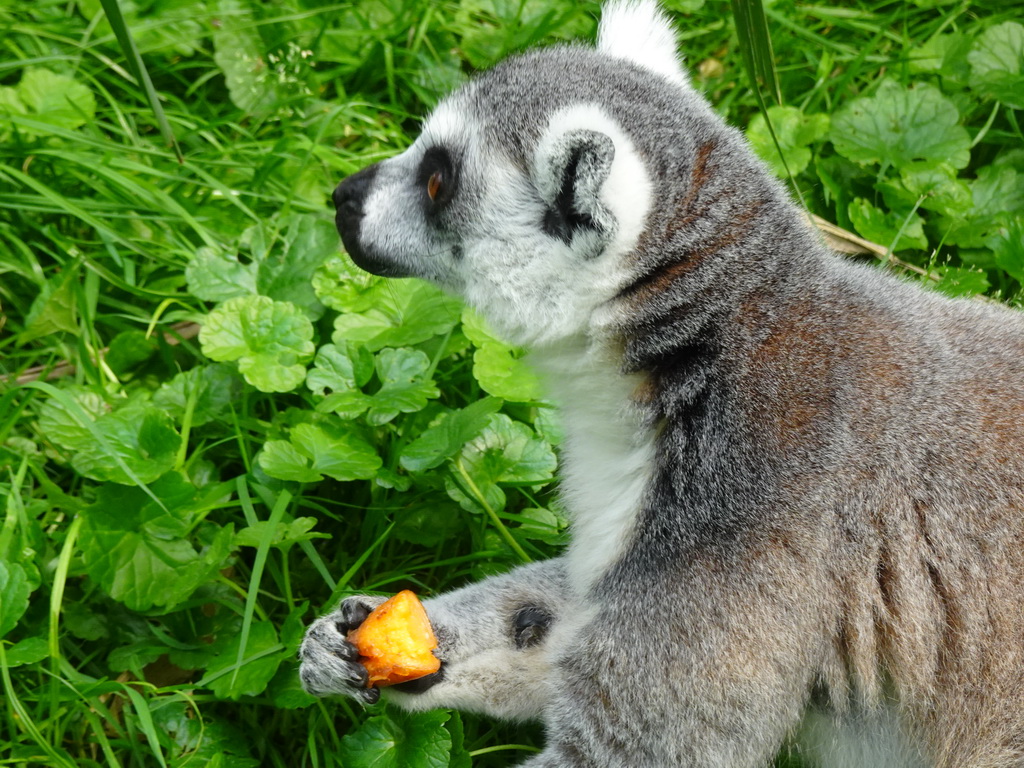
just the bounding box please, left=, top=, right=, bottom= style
left=416, top=145, right=458, bottom=212
left=512, top=606, right=553, bottom=650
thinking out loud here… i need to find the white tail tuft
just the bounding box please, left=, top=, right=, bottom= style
left=597, top=0, right=687, bottom=87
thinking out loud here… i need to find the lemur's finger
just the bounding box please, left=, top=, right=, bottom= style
left=332, top=639, right=360, bottom=662
left=358, top=686, right=381, bottom=705
left=339, top=599, right=374, bottom=631
left=342, top=658, right=370, bottom=688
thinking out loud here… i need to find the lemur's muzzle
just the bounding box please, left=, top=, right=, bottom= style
left=333, top=164, right=411, bottom=278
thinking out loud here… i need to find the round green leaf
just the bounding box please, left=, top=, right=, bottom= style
left=968, top=22, right=1024, bottom=109
left=746, top=106, right=829, bottom=178
left=79, top=474, right=233, bottom=611
left=0, top=562, right=31, bottom=639
left=461, top=308, right=543, bottom=402
left=17, top=67, right=96, bottom=130
left=200, top=295, right=315, bottom=393
left=831, top=80, right=971, bottom=170
left=445, top=413, right=556, bottom=514
left=340, top=710, right=453, bottom=768
left=258, top=422, right=381, bottom=484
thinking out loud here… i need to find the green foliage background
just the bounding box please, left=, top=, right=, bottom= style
left=1, top=0, right=1022, bottom=765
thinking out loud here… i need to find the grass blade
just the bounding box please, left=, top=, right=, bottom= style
left=730, top=0, right=781, bottom=107
left=96, top=0, right=182, bottom=161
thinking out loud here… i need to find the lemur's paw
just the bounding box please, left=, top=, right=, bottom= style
left=299, top=596, right=388, bottom=704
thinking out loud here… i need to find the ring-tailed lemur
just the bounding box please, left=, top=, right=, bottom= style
left=300, top=2, right=1024, bottom=765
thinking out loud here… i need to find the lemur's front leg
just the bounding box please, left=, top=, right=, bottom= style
left=300, top=558, right=572, bottom=722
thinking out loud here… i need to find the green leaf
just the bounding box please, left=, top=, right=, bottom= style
left=79, top=474, right=232, bottom=611
left=972, top=165, right=1024, bottom=220
left=36, top=387, right=106, bottom=453
left=898, top=163, right=972, bottom=218
left=0, top=562, right=31, bottom=638
left=205, top=621, right=286, bottom=699
left=212, top=0, right=286, bottom=115
left=257, top=441, right=324, bottom=483
left=746, top=106, right=829, bottom=178
left=40, top=395, right=181, bottom=485
left=71, top=406, right=181, bottom=485
left=340, top=709, right=453, bottom=768
left=16, top=67, right=96, bottom=131
left=331, top=281, right=462, bottom=352
left=18, top=267, right=79, bottom=343
left=105, top=330, right=158, bottom=374
left=392, top=503, right=465, bottom=546
left=461, top=308, right=543, bottom=402
left=445, top=711, right=472, bottom=768
left=234, top=517, right=327, bottom=549
left=305, top=342, right=375, bottom=416
left=4, top=636, right=49, bottom=667
left=0, top=86, right=26, bottom=118
left=514, top=506, right=568, bottom=544
left=365, top=348, right=440, bottom=426
left=940, top=165, right=1024, bottom=247
left=847, top=198, right=928, bottom=252
left=153, top=364, right=243, bottom=427
left=400, top=397, right=503, bottom=472
left=313, top=346, right=440, bottom=424
left=258, top=422, right=381, bottom=483
left=200, top=295, right=315, bottom=393
left=266, top=660, right=318, bottom=709
left=151, top=699, right=260, bottom=766
left=96, top=0, right=181, bottom=157
left=64, top=602, right=109, bottom=641
left=988, top=218, right=1024, bottom=284
left=256, top=214, right=338, bottom=320
left=968, top=22, right=1024, bottom=109
left=186, top=246, right=258, bottom=302
left=730, top=0, right=781, bottom=106
left=313, top=255, right=386, bottom=313
left=831, top=80, right=971, bottom=170
left=187, top=215, right=336, bottom=317
left=930, top=266, right=991, bottom=298
left=445, top=414, right=556, bottom=514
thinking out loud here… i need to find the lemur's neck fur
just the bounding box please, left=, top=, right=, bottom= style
left=529, top=338, right=657, bottom=595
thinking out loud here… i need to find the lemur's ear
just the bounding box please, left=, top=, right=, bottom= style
left=536, top=129, right=617, bottom=259
left=598, top=0, right=688, bottom=87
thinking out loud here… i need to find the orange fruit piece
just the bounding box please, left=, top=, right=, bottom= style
left=347, top=590, right=441, bottom=688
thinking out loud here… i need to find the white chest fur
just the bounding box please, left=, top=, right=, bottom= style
left=531, top=339, right=656, bottom=593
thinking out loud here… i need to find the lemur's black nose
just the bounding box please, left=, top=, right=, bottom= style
left=333, top=163, right=378, bottom=221
left=332, top=162, right=409, bottom=278
left=333, top=163, right=380, bottom=266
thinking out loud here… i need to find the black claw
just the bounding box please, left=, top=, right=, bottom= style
left=360, top=687, right=380, bottom=705
left=339, top=600, right=373, bottom=632
left=345, top=661, right=370, bottom=688
left=333, top=640, right=360, bottom=662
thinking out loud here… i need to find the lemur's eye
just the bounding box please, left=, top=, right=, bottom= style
left=427, top=171, right=443, bottom=201
left=512, top=606, right=552, bottom=650
left=417, top=145, right=456, bottom=211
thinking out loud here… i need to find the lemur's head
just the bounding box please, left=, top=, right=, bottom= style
left=333, top=1, right=717, bottom=348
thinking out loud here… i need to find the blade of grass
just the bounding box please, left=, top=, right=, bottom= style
left=731, top=0, right=781, bottom=107
left=120, top=685, right=170, bottom=768
left=97, top=0, right=182, bottom=161
left=0, top=643, right=78, bottom=768
left=730, top=0, right=810, bottom=211
left=231, top=479, right=292, bottom=690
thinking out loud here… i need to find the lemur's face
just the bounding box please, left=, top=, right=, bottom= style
left=333, top=44, right=670, bottom=347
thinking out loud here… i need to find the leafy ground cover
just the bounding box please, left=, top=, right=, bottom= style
left=1, top=0, right=1022, bottom=766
